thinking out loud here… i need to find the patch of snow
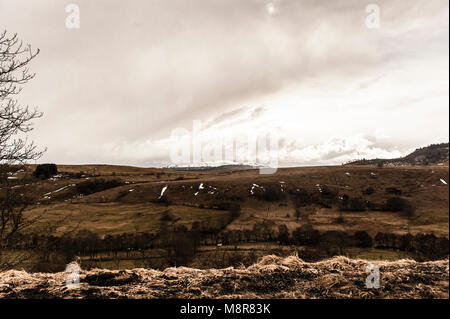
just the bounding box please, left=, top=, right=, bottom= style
left=199, top=183, right=204, bottom=190
left=440, top=179, right=447, bottom=185
left=250, top=183, right=263, bottom=195
left=158, top=185, right=168, bottom=198
left=48, top=175, right=62, bottom=181
left=43, top=185, right=71, bottom=196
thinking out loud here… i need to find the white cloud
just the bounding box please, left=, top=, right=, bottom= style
left=0, top=0, right=447, bottom=166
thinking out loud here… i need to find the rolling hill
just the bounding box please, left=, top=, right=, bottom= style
left=347, top=143, right=449, bottom=166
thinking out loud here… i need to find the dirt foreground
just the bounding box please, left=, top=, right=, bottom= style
left=0, top=255, right=448, bottom=299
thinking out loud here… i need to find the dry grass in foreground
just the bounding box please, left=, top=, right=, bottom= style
left=0, top=255, right=448, bottom=299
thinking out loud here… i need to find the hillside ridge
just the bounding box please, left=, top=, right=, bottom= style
left=347, top=142, right=449, bottom=166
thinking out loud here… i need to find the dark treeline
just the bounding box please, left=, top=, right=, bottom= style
left=6, top=203, right=243, bottom=269
left=218, top=224, right=448, bottom=259
left=7, top=220, right=448, bottom=271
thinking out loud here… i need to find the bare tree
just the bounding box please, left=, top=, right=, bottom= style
left=0, top=30, right=43, bottom=270
left=1, top=30, right=43, bottom=163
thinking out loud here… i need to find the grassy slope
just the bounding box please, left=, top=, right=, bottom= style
left=20, top=164, right=449, bottom=237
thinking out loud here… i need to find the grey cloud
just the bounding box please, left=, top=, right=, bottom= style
left=0, top=0, right=447, bottom=165
left=203, top=106, right=249, bottom=129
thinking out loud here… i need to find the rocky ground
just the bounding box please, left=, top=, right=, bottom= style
left=0, top=255, right=448, bottom=299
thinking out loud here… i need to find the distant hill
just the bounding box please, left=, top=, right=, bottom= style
left=347, top=142, right=449, bottom=166
left=165, top=164, right=260, bottom=171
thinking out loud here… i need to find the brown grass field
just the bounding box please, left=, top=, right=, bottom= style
left=19, top=163, right=448, bottom=237
left=0, top=163, right=448, bottom=299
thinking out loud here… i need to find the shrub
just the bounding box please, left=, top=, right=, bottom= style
left=320, top=185, right=338, bottom=200
left=256, top=184, right=286, bottom=202
left=363, top=187, right=375, bottom=195
left=321, top=230, right=352, bottom=248
left=385, top=187, right=402, bottom=195
left=294, top=207, right=301, bottom=221
left=216, top=201, right=233, bottom=210
left=76, top=178, right=123, bottom=195
left=335, top=216, right=345, bottom=224
left=366, top=201, right=384, bottom=211
left=339, top=195, right=366, bottom=212
left=33, top=164, right=57, bottom=179
left=353, top=231, right=373, bottom=248
left=317, top=185, right=339, bottom=208
left=385, top=197, right=416, bottom=216
left=116, top=190, right=130, bottom=200
left=403, top=202, right=416, bottom=217
left=277, top=224, right=290, bottom=244
left=349, top=198, right=366, bottom=211
left=289, top=188, right=318, bottom=206
left=292, top=225, right=321, bottom=245
left=160, top=210, right=176, bottom=222
left=157, top=194, right=172, bottom=206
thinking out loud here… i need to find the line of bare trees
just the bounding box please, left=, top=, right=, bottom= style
left=1, top=30, right=44, bottom=270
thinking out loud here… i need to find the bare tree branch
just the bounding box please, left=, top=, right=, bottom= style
left=0, top=30, right=44, bottom=269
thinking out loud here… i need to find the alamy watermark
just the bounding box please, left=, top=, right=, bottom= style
left=65, top=4, right=80, bottom=29
left=169, top=120, right=279, bottom=174
left=365, top=4, right=380, bottom=29
left=365, top=263, right=380, bottom=289
left=65, top=262, right=81, bottom=289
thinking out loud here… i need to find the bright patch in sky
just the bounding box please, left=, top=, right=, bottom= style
left=266, top=3, right=275, bottom=15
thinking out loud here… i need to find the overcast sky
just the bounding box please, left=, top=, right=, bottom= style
left=1, top=0, right=448, bottom=167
